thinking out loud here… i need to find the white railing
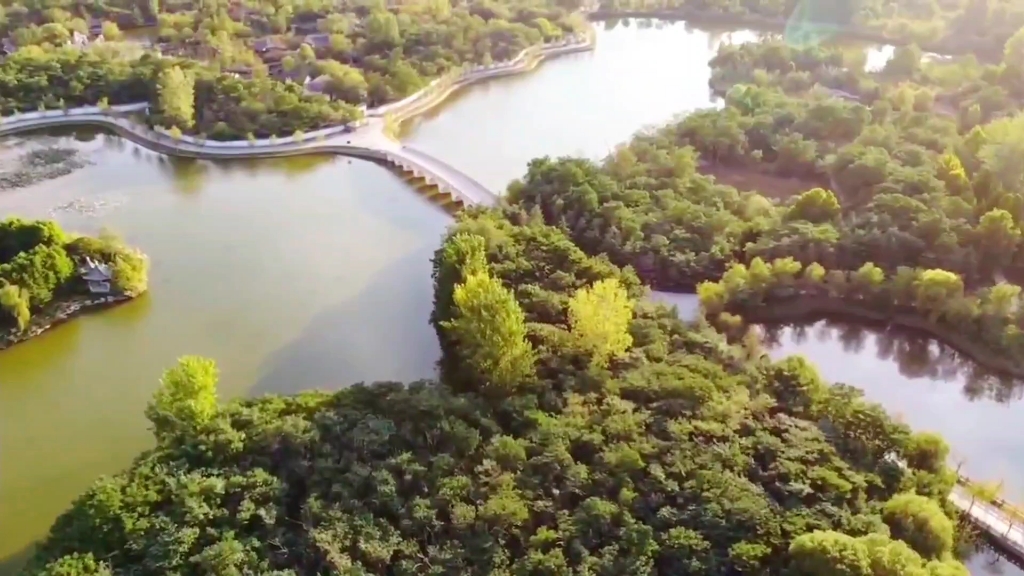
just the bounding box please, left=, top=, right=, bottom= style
left=152, top=118, right=370, bottom=148
left=0, top=102, right=148, bottom=123
left=0, top=32, right=594, bottom=150
left=369, top=34, right=591, bottom=120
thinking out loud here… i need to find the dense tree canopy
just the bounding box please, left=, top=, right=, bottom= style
left=0, top=218, right=148, bottom=332
left=24, top=209, right=969, bottom=575
left=0, top=0, right=586, bottom=138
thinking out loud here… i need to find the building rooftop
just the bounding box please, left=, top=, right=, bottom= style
left=304, top=74, right=330, bottom=94
left=79, top=257, right=112, bottom=282
left=253, top=36, right=287, bottom=52
left=303, top=34, right=331, bottom=49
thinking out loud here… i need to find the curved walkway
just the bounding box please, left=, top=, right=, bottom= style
left=0, top=37, right=594, bottom=208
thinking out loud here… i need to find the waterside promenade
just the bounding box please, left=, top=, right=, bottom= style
left=0, top=36, right=594, bottom=208
left=950, top=480, right=1024, bottom=568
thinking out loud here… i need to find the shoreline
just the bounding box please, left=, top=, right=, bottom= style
left=0, top=37, right=595, bottom=154
left=588, top=10, right=988, bottom=60
left=0, top=293, right=136, bottom=351
left=722, top=295, right=1024, bottom=379
left=387, top=40, right=594, bottom=130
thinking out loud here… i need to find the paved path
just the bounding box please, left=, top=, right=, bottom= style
left=949, top=485, right=1024, bottom=561
left=0, top=38, right=594, bottom=209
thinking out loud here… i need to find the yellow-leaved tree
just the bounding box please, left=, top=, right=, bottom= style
left=145, top=356, right=220, bottom=442
left=568, top=278, right=634, bottom=367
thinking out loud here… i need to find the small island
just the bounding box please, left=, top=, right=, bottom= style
left=0, top=217, right=149, bottom=350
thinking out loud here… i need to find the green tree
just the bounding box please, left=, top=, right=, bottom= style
left=443, top=271, right=535, bottom=393
left=100, top=21, right=123, bottom=41
left=156, top=66, right=195, bottom=130
left=366, top=10, right=400, bottom=46
left=882, top=493, right=954, bottom=560
left=788, top=531, right=871, bottom=576
left=790, top=188, right=839, bottom=224
left=111, top=249, right=149, bottom=295
left=144, top=356, right=220, bottom=441
left=0, top=283, right=30, bottom=330
left=568, top=278, right=634, bottom=367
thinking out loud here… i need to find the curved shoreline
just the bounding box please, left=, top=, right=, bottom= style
left=722, top=295, right=1024, bottom=379
left=588, top=10, right=991, bottom=61
left=0, top=39, right=594, bottom=164
left=0, top=294, right=135, bottom=351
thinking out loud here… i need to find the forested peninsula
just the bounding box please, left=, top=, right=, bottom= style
left=0, top=218, right=149, bottom=349
left=497, top=33, right=1024, bottom=377
left=24, top=207, right=971, bottom=575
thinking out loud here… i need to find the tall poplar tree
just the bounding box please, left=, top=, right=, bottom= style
left=157, top=66, right=195, bottom=130
left=568, top=278, right=634, bottom=367
left=443, top=271, right=534, bottom=393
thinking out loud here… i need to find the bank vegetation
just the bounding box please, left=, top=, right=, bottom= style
left=0, top=218, right=148, bottom=338
left=25, top=210, right=971, bottom=575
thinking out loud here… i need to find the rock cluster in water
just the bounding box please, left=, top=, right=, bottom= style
left=0, top=146, right=91, bottom=190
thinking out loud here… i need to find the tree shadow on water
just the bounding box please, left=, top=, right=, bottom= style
left=0, top=543, right=36, bottom=576
left=250, top=247, right=442, bottom=397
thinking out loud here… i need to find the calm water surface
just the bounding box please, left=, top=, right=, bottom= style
left=0, top=20, right=1007, bottom=575
left=0, top=21, right=750, bottom=572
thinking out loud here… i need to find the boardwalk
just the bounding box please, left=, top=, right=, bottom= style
left=949, top=484, right=1024, bottom=565
left=0, top=36, right=593, bottom=209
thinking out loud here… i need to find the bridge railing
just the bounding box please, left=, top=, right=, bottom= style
left=0, top=28, right=595, bottom=153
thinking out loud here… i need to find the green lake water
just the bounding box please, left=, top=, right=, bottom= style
left=1, top=20, right=1010, bottom=575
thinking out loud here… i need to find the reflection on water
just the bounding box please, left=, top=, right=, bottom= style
left=760, top=319, right=1024, bottom=403
left=762, top=319, right=1024, bottom=504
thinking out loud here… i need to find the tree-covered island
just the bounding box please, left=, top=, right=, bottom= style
left=0, top=217, right=149, bottom=349
left=0, top=0, right=588, bottom=139
left=23, top=208, right=973, bottom=575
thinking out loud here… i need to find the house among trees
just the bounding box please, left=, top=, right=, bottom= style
left=79, top=257, right=113, bottom=294
left=303, top=34, right=331, bottom=50
left=71, top=30, right=104, bottom=48
left=224, top=65, right=255, bottom=79
left=304, top=74, right=330, bottom=95
left=1, top=38, right=15, bottom=56
left=252, top=36, right=287, bottom=53
left=290, top=17, right=324, bottom=35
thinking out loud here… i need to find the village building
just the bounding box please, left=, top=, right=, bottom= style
left=71, top=30, right=105, bottom=48
left=79, top=257, right=113, bottom=294
left=304, top=74, right=331, bottom=95
left=302, top=33, right=331, bottom=54
left=252, top=36, right=287, bottom=53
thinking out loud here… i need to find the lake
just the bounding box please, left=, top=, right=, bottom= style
left=3, top=18, right=1007, bottom=576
